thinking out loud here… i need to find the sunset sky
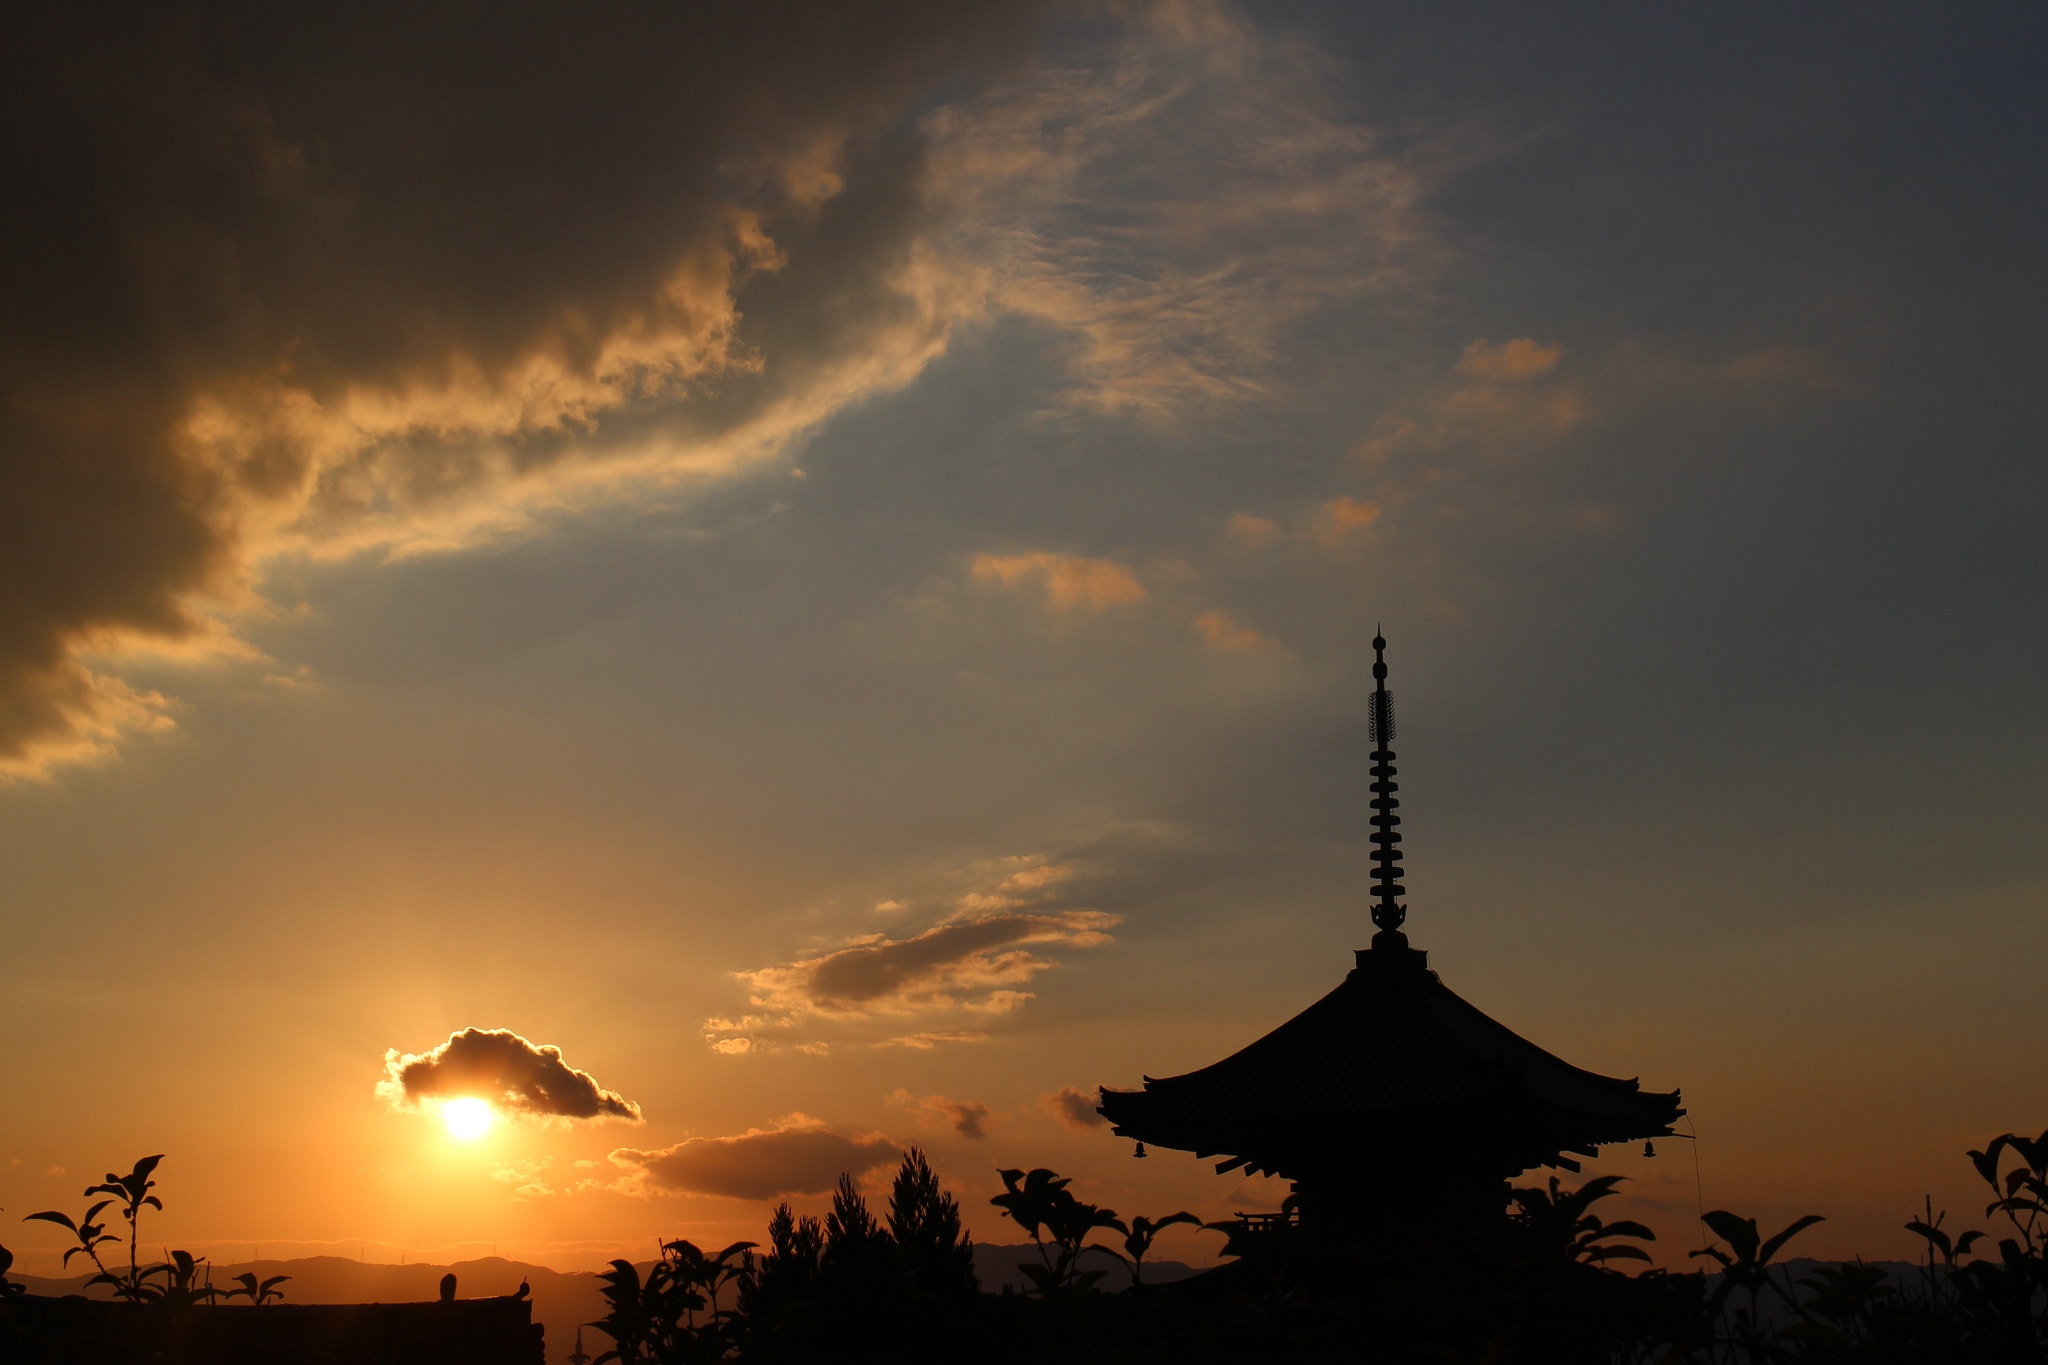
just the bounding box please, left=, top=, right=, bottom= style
left=4, top=1, right=2044, bottom=1279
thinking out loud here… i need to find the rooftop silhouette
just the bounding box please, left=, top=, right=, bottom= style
left=1098, top=633, right=1683, bottom=1231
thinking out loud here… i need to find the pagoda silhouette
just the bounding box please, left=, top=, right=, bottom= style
left=1097, top=633, right=1682, bottom=1237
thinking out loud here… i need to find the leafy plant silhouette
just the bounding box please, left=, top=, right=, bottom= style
left=1110, top=1211, right=1204, bottom=1287
left=590, top=1236, right=756, bottom=1364
left=990, top=1167, right=1124, bottom=1295
left=20, top=1199, right=118, bottom=1278
left=222, top=1270, right=292, bottom=1305
left=0, top=1240, right=29, bottom=1302
left=1510, top=1173, right=1658, bottom=1267
left=1690, top=1207, right=1826, bottom=1359
left=22, top=1155, right=199, bottom=1303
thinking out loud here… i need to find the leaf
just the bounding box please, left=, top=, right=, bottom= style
left=1757, top=1214, right=1825, bottom=1267
left=1700, top=1210, right=1761, bottom=1264
left=1904, top=1218, right=1951, bottom=1258
left=1598, top=1219, right=1658, bottom=1243
left=1968, top=1139, right=2009, bottom=1188
left=23, top=1211, right=78, bottom=1233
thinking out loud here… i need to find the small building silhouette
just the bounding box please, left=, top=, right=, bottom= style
left=1098, top=633, right=1682, bottom=1236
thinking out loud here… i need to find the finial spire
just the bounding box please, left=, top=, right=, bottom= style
left=1368, top=629, right=1407, bottom=949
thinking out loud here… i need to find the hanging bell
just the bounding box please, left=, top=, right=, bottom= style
left=1643, top=1141, right=1656, bottom=1158
left=1133, top=1142, right=1147, bottom=1159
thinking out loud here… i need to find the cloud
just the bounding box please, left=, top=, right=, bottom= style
left=1455, top=338, right=1562, bottom=381
left=918, top=0, right=1459, bottom=421
left=1193, top=609, right=1279, bottom=653
left=738, top=909, right=1117, bottom=1020
left=1042, top=1087, right=1108, bottom=1131
left=1358, top=338, right=1585, bottom=469
left=492, top=1157, right=555, bottom=1202
left=888, top=1088, right=993, bottom=1139
left=609, top=1115, right=898, bottom=1200
left=1312, top=496, right=1381, bottom=546
left=971, top=552, right=1147, bottom=611
left=379, top=1028, right=641, bottom=1123
left=1224, top=513, right=1282, bottom=548
left=0, top=0, right=1046, bottom=774
left=1, top=0, right=1456, bottom=777
left=701, top=849, right=1118, bottom=1052
left=875, top=1031, right=990, bottom=1050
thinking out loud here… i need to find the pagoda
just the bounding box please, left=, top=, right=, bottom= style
left=1097, top=634, right=1682, bottom=1234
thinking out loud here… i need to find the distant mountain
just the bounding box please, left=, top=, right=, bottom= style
left=8, top=1244, right=1203, bottom=1363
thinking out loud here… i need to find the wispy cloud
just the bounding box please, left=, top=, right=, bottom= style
left=704, top=853, right=1118, bottom=1053
left=887, top=1089, right=993, bottom=1139
left=492, top=1157, right=556, bottom=1202
left=1041, top=1086, right=1109, bottom=1131
left=920, top=0, right=1461, bottom=422
left=737, top=910, right=1117, bottom=1019
left=1193, top=609, right=1280, bottom=654
left=970, top=552, right=1148, bottom=611
left=1356, top=338, right=1586, bottom=470
left=874, top=1031, right=989, bottom=1051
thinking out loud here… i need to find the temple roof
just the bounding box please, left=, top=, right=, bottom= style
left=1097, top=944, right=1682, bottom=1172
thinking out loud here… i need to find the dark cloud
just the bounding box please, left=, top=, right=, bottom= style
left=738, top=909, right=1117, bottom=1018
left=1043, top=1086, right=1107, bottom=1131
left=0, top=0, right=1043, bottom=771
left=610, top=1116, right=898, bottom=1200
left=380, top=1027, right=640, bottom=1122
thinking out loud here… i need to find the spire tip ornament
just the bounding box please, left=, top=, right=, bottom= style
left=1368, top=631, right=1408, bottom=953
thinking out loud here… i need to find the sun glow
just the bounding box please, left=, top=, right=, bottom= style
left=442, top=1097, right=495, bottom=1140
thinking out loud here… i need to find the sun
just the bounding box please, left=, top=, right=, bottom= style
left=442, top=1097, right=495, bottom=1140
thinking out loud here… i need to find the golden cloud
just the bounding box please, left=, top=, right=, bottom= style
left=970, top=552, right=1148, bottom=611
left=738, top=909, right=1118, bottom=1020
left=378, top=1028, right=641, bottom=1124
left=0, top=0, right=1044, bottom=776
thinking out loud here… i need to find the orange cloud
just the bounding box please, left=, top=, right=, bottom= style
left=1454, top=337, right=1563, bottom=381
left=609, top=1115, right=898, bottom=1201
left=888, top=1089, right=993, bottom=1139
left=1224, top=513, right=1281, bottom=548
left=1041, top=1086, right=1108, bottom=1131
left=1313, top=495, right=1381, bottom=545
left=1194, top=609, right=1280, bottom=653
left=1357, top=337, right=1583, bottom=469
left=970, top=552, right=1147, bottom=611
left=874, top=1031, right=989, bottom=1050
